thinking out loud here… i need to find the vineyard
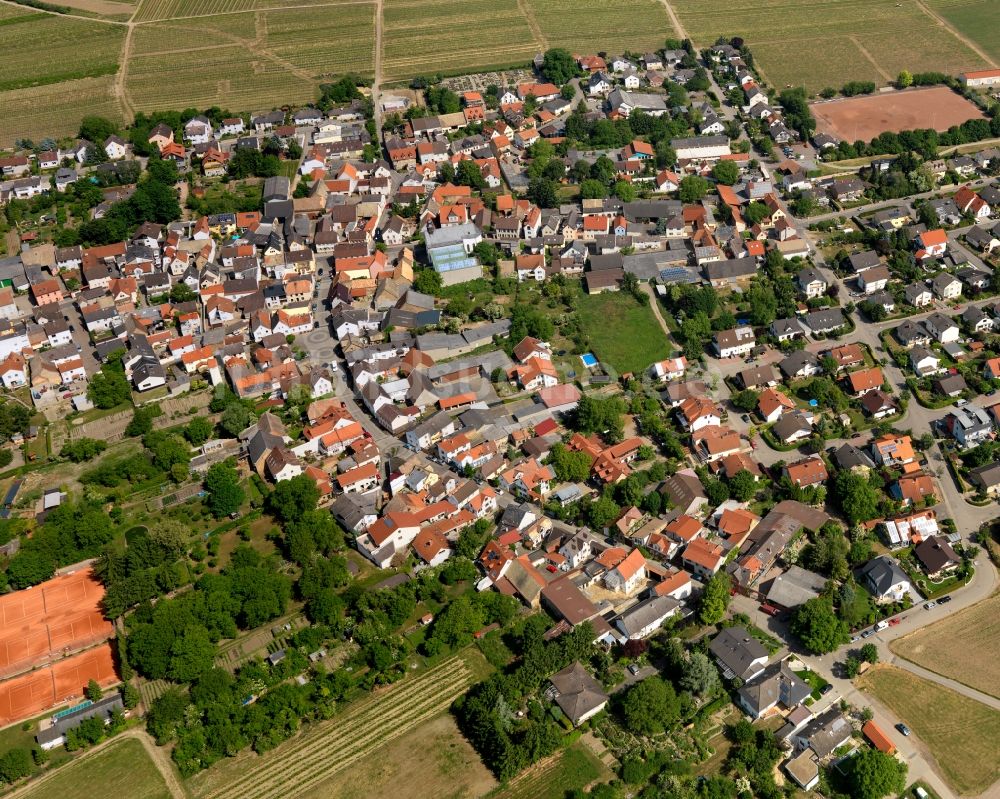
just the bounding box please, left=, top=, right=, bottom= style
left=130, top=0, right=354, bottom=23
left=529, top=0, right=671, bottom=54
left=189, top=653, right=476, bottom=799
left=0, top=13, right=124, bottom=93
left=0, top=76, right=123, bottom=145
left=382, top=0, right=538, bottom=82
left=263, top=5, right=376, bottom=78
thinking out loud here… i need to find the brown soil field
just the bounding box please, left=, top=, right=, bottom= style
left=811, top=86, right=986, bottom=141
left=891, top=592, right=1000, bottom=700
left=56, top=0, right=136, bottom=15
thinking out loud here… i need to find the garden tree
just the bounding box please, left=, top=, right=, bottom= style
left=590, top=155, right=616, bottom=185
left=548, top=443, right=592, bottom=483
left=844, top=656, right=862, bottom=678
left=731, top=389, right=759, bottom=412
left=613, top=180, right=636, bottom=202
left=803, top=377, right=848, bottom=413
left=6, top=550, right=55, bottom=589
left=203, top=460, right=245, bottom=518
left=712, top=159, right=740, bottom=185
left=168, top=625, right=216, bottom=682
left=679, top=175, right=709, bottom=202
left=791, top=596, right=850, bottom=654
left=87, top=361, right=131, bottom=409
left=641, top=490, right=662, bottom=515
left=588, top=495, right=621, bottom=530
left=0, top=748, right=31, bottom=784
left=78, top=116, right=118, bottom=144
left=560, top=83, right=576, bottom=101
left=572, top=394, right=626, bottom=440
left=619, top=675, right=680, bottom=735
left=473, top=241, right=500, bottom=267
left=527, top=177, right=558, bottom=208
left=698, top=572, right=732, bottom=625
left=579, top=179, right=607, bottom=199
left=125, top=405, right=160, bottom=437
left=845, top=747, right=908, bottom=799
left=508, top=304, right=554, bottom=343
left=746, top=282, right=778, bottom=326
left=743, top=201, right=769, bottom=225
left=413, top=268, right=443, bottom=295
left=284, top=510, right=344, bottom=564
left=540, top=48, right=580, bottom=85
left=85, top=678, right=103, bottom=702
left=184, top=415, right=215, bottom=446
left=859, top=642, right=879, bottom=663
left=728, top=469, right=758, bottom=502
left=456, top=158, right=486, bottom=190
left=266, top=474, right=320, bottom=524
left=832, top=471, right=881, bottom=525
left=802, top=521, right=850, bottom=579
left=60, top=438, right=107, bottom=463
left=456, top=518, right=493, bottom=559
left=679, top=651, right=721, bottom=697
left=143, top=431, right=190, bottom=475
left=219, top=402, right=252, bottom=437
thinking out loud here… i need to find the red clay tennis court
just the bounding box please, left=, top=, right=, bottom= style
left=0, top=569, right=113, bottom=679
left=0, top=644, right=118, bottom=726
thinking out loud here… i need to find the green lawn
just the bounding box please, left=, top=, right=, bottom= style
left=794, top=668, right=831, bottom=700
left=490, top=740, right=611, bottom=799
left=19, top=736, right=171, bottom=799
left=575, top=292, right=672, bottom=377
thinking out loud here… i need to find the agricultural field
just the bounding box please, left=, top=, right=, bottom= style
left=890, top=592, right=1000, bottom=700
left=857, top=665, right=1000, bottom=796
left=926, top=0, right=1000, bottom=65
left=0, top=13, right=124, bottom=92
left=55, top=0, right=137, bottom=21
left=668, top=0, right=989, bottom=92
left=492, top=741, right=612, bottom=799
left=529, top=0, right=672, bottom=54
left=296, top=714, right=496, bottom=799
left=187, top=651, right=483, bottom=799
left=0, top=76, right=123, bottom=146
left=382, top=0, right=538, bottom=83
left=130, top=0, right=363, bottom=22
left=261, top=5, right=376, bottom=79
left=16, top=736, right=172, bottom=799
left=575, top=292, right=673, bottom=376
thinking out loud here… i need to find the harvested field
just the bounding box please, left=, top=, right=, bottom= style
left=0, top=643, right=118, bottom=727
left=297, top=714, right=496, bottom=799
left=382, top=0, right=538, bottom=82
left=926, top=0, right=1000, bottom=66
left=14, top=736, right=172, bottom=799
left=0, top=568, right=114, bottom=679
left=857, top=665, right=1000, bottom=796
left=669, top=0, right=989, bottom=92
left=529, top=0, right=672, bottom=53
left=891, top=592, right=1000, bottom=700
left=811, top=86, right=986, bottom=142
left=188, top=651, right=481, bottom=799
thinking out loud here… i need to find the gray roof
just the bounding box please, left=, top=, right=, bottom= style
left=738, top=661, right=811, bottom=716
left=766, top=566, right=826, bottom=609
left=549, top=661, right=609, bottom=724
left=709, top=625, right=768, bottom=680
left=615, top=595, right=679, bottom=638
left=859, top=555, right=909, bottom=596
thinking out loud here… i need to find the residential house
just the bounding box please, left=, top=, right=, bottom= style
left=709, top=626, right=768, bottom=681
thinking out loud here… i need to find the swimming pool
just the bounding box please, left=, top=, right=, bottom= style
left=580, top=353, right=598, bottom=368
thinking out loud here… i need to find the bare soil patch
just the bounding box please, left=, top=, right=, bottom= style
left=811, top=86, right=985, bottom=141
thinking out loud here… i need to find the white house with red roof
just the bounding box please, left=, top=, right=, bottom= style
left=604, top=548, right=647, bottom=593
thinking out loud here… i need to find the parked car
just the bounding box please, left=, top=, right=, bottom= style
left=888, top=617, right=901, bottom=626
left=938, top=595, right=952, bottom=603
left=820, top=683, right=833, bottom=696
left=628, top=663, right=641, bottom=676
left=874, top=620, right=889, bottom=632
left=896, top=723, right=911, bottom=736
left=924, top=601, right=937, bottom=610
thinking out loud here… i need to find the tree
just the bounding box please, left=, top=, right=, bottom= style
left=619, top=676, right=679, bottom=735
left=85, top=679, right=103, bottom=702
left=60, top=438, right=107, bottom=463
left=413, top=268, right=443, bottom=295
left=78, top=116, right=118, bottom=144
left=548, top=444, right=592, bottom=483
left=527, top=177, right=558, bottom=208
left=168, top=625, right=215, bottom=682
left=184, top=415, right=215, bottom=446
left=219, top=402, right=252, bottom=437
left=169, top=283, right=196, bottom=303
left=6, top=550, right=55, bottom=589
left=679, top=175, right=709, bottom=202
left=728, top=469, right=758, bottom=502
left=0, top=748, right=31, bottom=784
left=579, top=179, right=607, bottom=199
left=832, top=471, right=881, bottom=525
left=204, top=460, right=245, bottom=518
left=87, top=362, right=131, bottom=409
left=588, top=496, right=621, bottom=530
left=698, top=572, right=732, bottom=625
left=791, top=596, right=850, bottom=654
left=712, top=160, right=740, bottom=185
left=743, top=201, right=768, bottom=225
left=613, top=180, right=636, bottom=202
left=845, top=747, right=907, bottom=799
left=859, top=642, right=879, bottom=663
left=731, top=389, right=759, bottom=412
left=540, top=48, right=581, bottom=85
left=897, top=70, right=913, bottom=89
left=679, top=651, right=721, bottom=697
left=266, top=474, right=319, bottom=524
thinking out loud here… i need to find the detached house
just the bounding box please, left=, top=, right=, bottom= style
left=714, top=326, right=755, bottom=358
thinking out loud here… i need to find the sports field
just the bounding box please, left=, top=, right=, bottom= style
left=668, top=0, right=990, bottom=92
left=857, top=665, right=1000, bottom=796
left=15, top=736, right=172, bottom=799
left=0, top=643, right=118, bottom=727
left=0, top=568, right=114, bottom=680
left=891, top=592, right=1000, bottom=700
left=188, top=651, right=484, bottom=799
left=811, top=86, right=987, bottom=142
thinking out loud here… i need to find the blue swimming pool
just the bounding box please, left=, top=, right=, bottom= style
left=580, top=353, right=598, bottom=368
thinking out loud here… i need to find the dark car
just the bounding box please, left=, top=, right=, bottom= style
left=896, top=723, right=911, bottom=736
left=820, top=684, right=833, bottom=696
left=938, top=595, right=952, bottom=604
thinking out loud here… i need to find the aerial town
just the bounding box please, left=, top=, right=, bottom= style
left=0, top=21, right=997, bottom=799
